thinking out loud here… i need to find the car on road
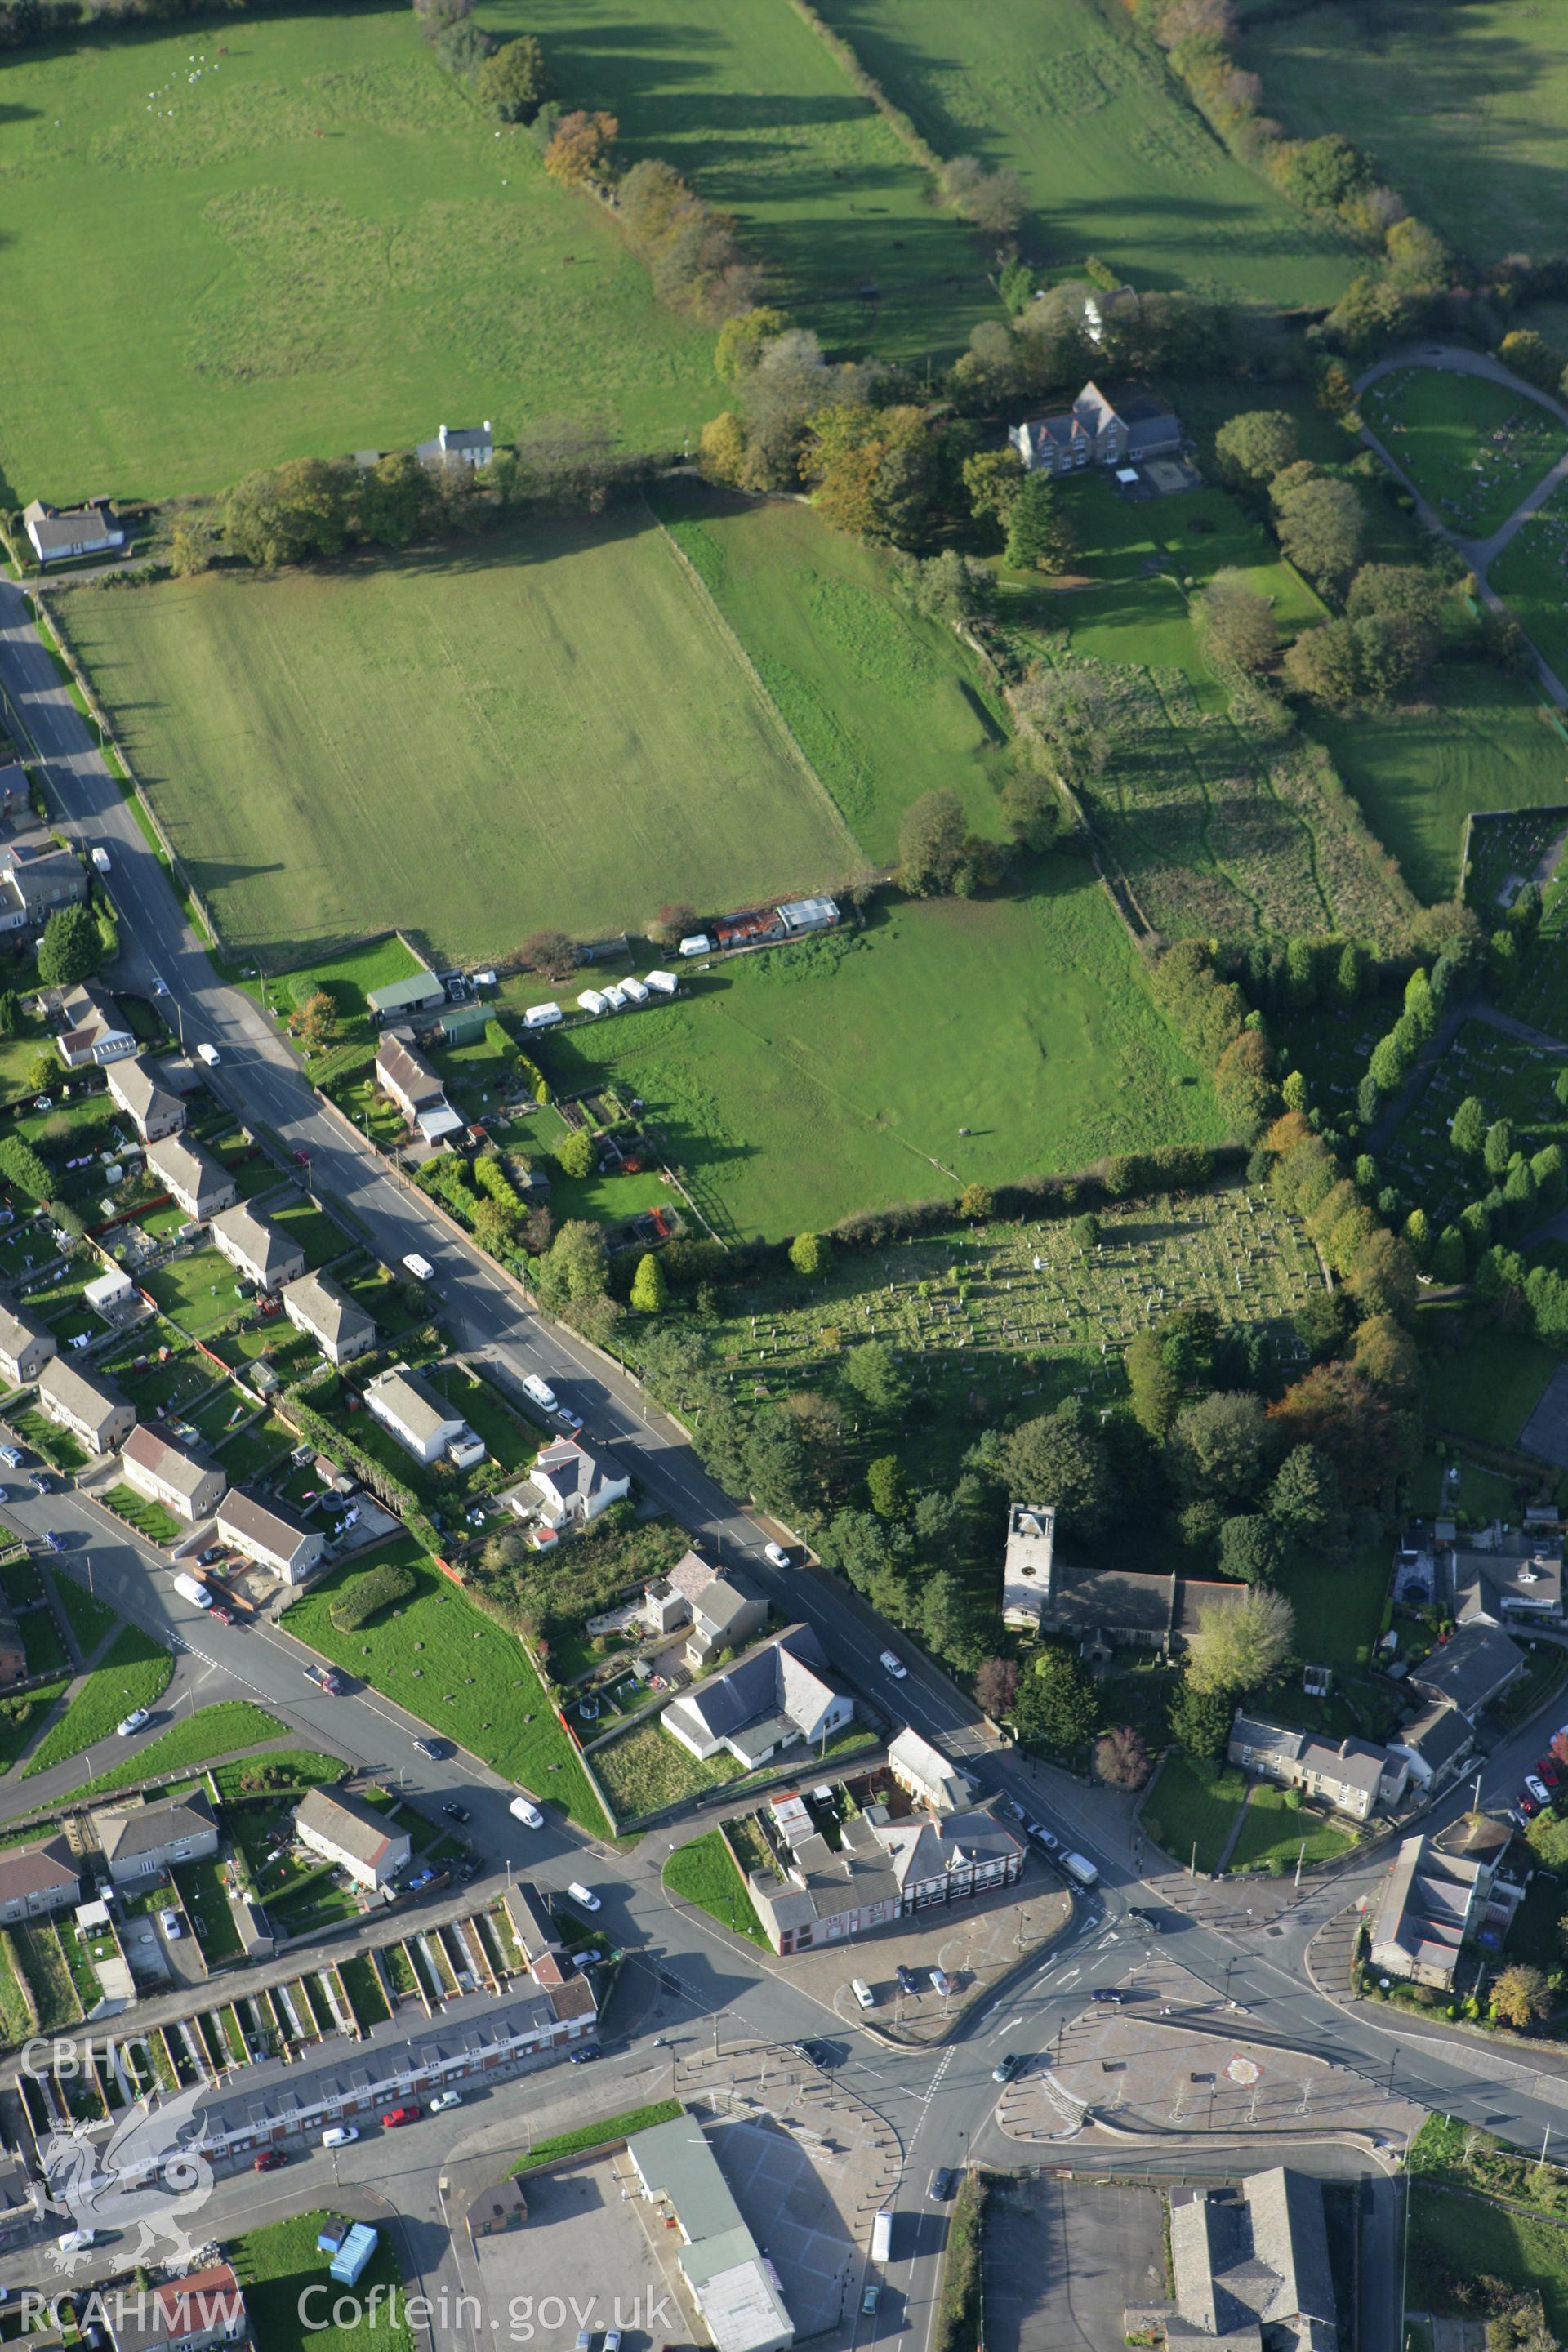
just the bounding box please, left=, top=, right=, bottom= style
left=58, top=2230, right=97, bottom=2252
left=929, top=2168, right=957, bottom=2200
left=568, top=2046, right=599, bottom=2065
left=861, top=2286, right=880, bottom=2317
left=0, top=1449, right=20, bottom=1472
left=553, top=1405, right=585, bottom=1434
left=322, top=2127, right=358, bottom=2149
left=442, top=1802, right=470, bottom=1824
left=429, top=2090, right=462, bottom=2114
left=196, top=1043, right=220, bottom=1067
left=43, top=1530, right=65, bottom=1553
left=1128, top=1908, right=1162, bottom=1931
left=879, top=1650, right=907, bottom=1680
left=30, top=1472, right=51, bottom=1492
left=402, top=1254, right=434, bottom=1281
left=1027, top=1822, right=1058, bottom=1854
left=152, top=975, right=168, bottom=996
left=510, top=1797, right=543, bottom=1828
left=412, top=1737, right=446, bottom=1761
left=1526, top=1775, right=1551, bottom=1806
left=209, top=1605, right=234, bottom=1627
left=763, top=1542, right=791, bottom=1570
left=1089, top=1988, right=1125, bottom=2005
left=305, top=1665, right=344, bottom=1695
left=91, top=846, right=111, bottom=872
left=567, top=1881, right=601, bottom=1912
left=292, top=1150, right=311, bottom=1167
left=158, top=1907, right=182, bottom=1940
left=116, top=1709, right=151, bottom=1738
left=790, top=2040, right=832, bottom=2066
left=381, top=2107, right=420, bottom=2129
left=253, top=2152, right=286, bottom=2172
left=992, top=2051, right=1024, bottom=2082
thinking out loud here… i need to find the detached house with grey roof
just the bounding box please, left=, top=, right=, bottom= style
left=95, top=1788, right=218, bottom=1883
left=416, top=421, right=493, bottom=470
left=216, top=1487, right=324, bottom=1586
left=0, top=1298, right=55, bottom=1391
left=295, top=1786, right=410, bottom=1891
left=1009, top=380, right=1181, bottom=477
left=120, top=1423, right=226, bottom=1526
left=366, top=1365, right=485, bottom=1470
left=106, top=1055, right=186, bottom=1143
left=210, top=1202, right=305, bottom=1294
left=53, top=979, right=131, bottom=1066
left=23, top=497, right=125, bottom=566
left=146, top=1134, right=237, bottom=1223
left=662, top=1625, right=852, bottom=1769
left=283, top=1270, right=375, bottom=1365
left=506, top=1436, right=630, bottom=1534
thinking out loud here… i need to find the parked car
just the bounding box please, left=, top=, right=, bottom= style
left=412, top=1738, right=445, bottom=1761
left=895, top=1965, right=920, bottom=1993
left=253, top=2152, right=286, bottom=2173
left=568, top=2046, right=599, bottom=2065
left=930, top=1968, right=953, bottom=1997
left=196, top=1043, right=220, bottom=1067
left=1518, top=1789, right=1543, bottom=1818
left=0, top=1448, right=21, bottom=1470
left=321, top=2127, right=358, bottom=2149
left=763, top=1542, right=791, bottom=1570
left=879, top=1650, right=907, bottom=1680
left=1539, top=1757, right=1563, bottom=1788
left=58, top=2230, right=97, bottom=2251
left=1027, top=1822, right=1059, bottom=1854
left=509, top=1796, right=543, bottom=1829
left=209, top=1606, right=234, bottom=1627
left=429, top=2091, right=462, bottom=2114
left=197, top=1545, right=223, bottom=1567
left=553, top=1405, right=585, bottom=1434
left=381, top=2107, right=420, bottom=2129
left=992, top=2051, right=1023, bottom=2082
left=457, top=1857, right=481, bottom=1882
left=861, top=2286, right=880, bottom=2317
left=567, top=1881, right=601, bottom=1912
left=305, top=1665, right=344, bottom=1695
left=604, top=2332, right=622, bottom=2352
left=1526, top=1775, right=1551, bottom=1806
left=116, top=1709, right=151, bottom=1739
left=441, top=1802, right=470, bottom=1824
left=158, top=1907, right=182, bottom=1940
left=1089, top=1988, right=1125, bottom=2006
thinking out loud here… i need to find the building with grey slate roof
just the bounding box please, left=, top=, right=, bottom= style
left=38, top=1356, right=133, bottom=1455
left=216, top=1487, right=325, bottom=1585
left=1001, top=1499, right=1248, bottom=1659
left=742, top=1793, right=1025, bottom=1955
left=1132, top=2168, right=1337, bottom=2352
left=0, top=1298, right=55, bottom=1390
left=1387, top=1697, right=1475, bottom=1791
left=1409, top=1619, right=1526, bottom=1718
left=106, top=1055, right=186, bottom=1143
left=0, top=1837, right=79, bottom=1924
left=210, top=1202, right=306, bottom=1293
left=1227, top=1716, right=1405, bottom=1822
left=662, top=1626, right=852, bottom=1768
left=283, top=1270, right=375, bottom=1365
left=506, top=1436, right=631, bottom=1531
left=294, top=1786, right=410, bottom=1891
left=1370, top=1831, right=1521, bottom=1990
left=95, top=1788, right=217, bottom=1883
left=145, top=1133, right=237, bottom=1222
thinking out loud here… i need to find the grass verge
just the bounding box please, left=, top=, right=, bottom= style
left=663, top=1830, right=768, bottom=1948
left=510, top=2099, right=683, bottom=2177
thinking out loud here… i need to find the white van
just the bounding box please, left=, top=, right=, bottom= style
left=402, top=1253, right=434, bottom=1282
left=1062, top=1851, right=1099, bottom=1888
left=321, top=2126, right=358, bottom=2149
left=91, top=846, right=111, bottom=873
left=172, top=1572, right=214, bottom=1610
left=522, top=1374, right=558, bottom=1414
left=871, top=2210, right=893, bottom=2263
left=851, top=1976, right=876, bottom=2009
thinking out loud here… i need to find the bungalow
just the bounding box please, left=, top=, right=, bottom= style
left=95, top=1788, right=219, bottom=1883
left=364, top=1365, right=485, bottom=1470
left=54, top=979, right=132, bottom=1067
left=374, top=1029, right=461, bottom=1143
left=0, top=1298, right=55, bottom=1389
left=505, top=1436, right=630, bottom=1533
left=104, top=2263, right=247, bottom=2352
left=416, top=421, right=493, bottom=470
left=294, top=1785, right=411, bottom=1891
left=145, top=1134, right=238, bottom=1223
left=1009, top=381, right=1182, bottom=477
left=106, top=1056, right=186, bottom=1143
left=1227, top=1714, right=1407, bottom=1822
left=38, top=1356, right=134, bottom=1456
left=216, top=1488, right=325, bottom=1586
left=120, top=1424, right=226, bottom=1526
left=209, top=1202, right=306, bottom=1293
left=662, top=1625, right=852, bottom=1768
left=283, top=1270, right=375, bottom=1365
left=0, top=1837, right=78, bottom=1926
left=22, top=497, right=126, bottom=567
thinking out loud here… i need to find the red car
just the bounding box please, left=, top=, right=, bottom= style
left=209, top=1606, right=234, bottom=1628
left=254, top=2150, right=287, bottom=2172
left=381, top=2106, right=420, bottom=2129
left=292, top=1150, right=311, bottom=1166
left=1539, top=1757, right=1563, bottom=1788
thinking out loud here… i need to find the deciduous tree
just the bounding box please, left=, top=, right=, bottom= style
left=1193, top=570, right=1278, bottom=674
left=1214, top=408, right=1298, bottom=487
left=789, top=1231, right=831, bottom=1279
left=1490, top=1963, right=1552, bottom=2029
left=37, top=903, right=100, bottom=988
left=1094, top=1725, right=1151, bottom=1788
left=998, top=1400, right=1116, bottom=1541
left=974, top=1656, right=1019, bottom=1718
left=1186, top=1586, right=1294, bottom=1695
left=477, top=33, right=549, bottom=119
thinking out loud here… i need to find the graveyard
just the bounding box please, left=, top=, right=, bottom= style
left=1361, top=368, right=1567, bottom=540
left=1378, top=1016, right=1568, bottom=1232
left=639, top=1185, right=1326, bottom=1491
left=1492, top=475, right=1568, bottom=687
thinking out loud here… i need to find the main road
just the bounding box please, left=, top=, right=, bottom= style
left=7, top=584, right=1568, bottom=2352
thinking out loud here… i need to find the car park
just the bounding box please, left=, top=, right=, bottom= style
left=879, top=1650, right=907, bottom=1679
left=567, top=1881, right=600, bottom=1912
left=429, top=2090, right=462, bottom=2113
left=116, top=1709, right=151, bottom=1738
left=509, top=1796, right=543, bottom=1828
left=930, top=1967, right=952, bottom=1997
left=764, top=1542, right=791, bottom=1570
left=381, top=2107, right=420, bottom=2128
left=992, top=2051, right=1023, bottom=2082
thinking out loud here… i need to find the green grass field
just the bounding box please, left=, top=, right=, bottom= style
left=234, top=2211, right=412, bottom=2352
left=1303, top=665, right=1568, bottom=904
left=812, top=0, right=1356, bottom=304
left=60, top=509, right=859, bottom=968
left=0, top=2, right=721, bottom=502
left=1361, top=369, right=1566, bottom=540
left=1241, top=0, right=1568, bottom=271
left=282, top=1540, right=605, bottom=1829
left=54, top=1701, right=291, bottom=1803
left=545, top=871, right=1227, bottom=1240
left=21, top=1625, right=173, bottom=1779
left=664, top=1830, right=768, bottom=1946
left=653, top=483, right=1012, bottom=861
left=1408, top=2180, right=1568, bottom=2333
left=1136, top=1752, right=1245, bottom=1873
left=1494, top=481, right=1568, bottom=691
left=1226, top=1784, right=1356, bottom=1873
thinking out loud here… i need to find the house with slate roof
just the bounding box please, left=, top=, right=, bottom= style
left=662, top=1626, right=852, bottom=1768
left=1009, top=381, right=1181, bottom=476
left=1227, top=1715, right=1407, bottom=1822
left=1129, top=2167, right=1339, bottom=2352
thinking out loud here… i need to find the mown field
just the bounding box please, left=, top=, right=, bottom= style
left=0, top=2, right=723, bottom=503
left=655, top=483, right=1011, bottom=860
left=59, top=508, right=860, bottom=967
left=1303, top=664, right=1568, bottom=904
left=812, top=0, right=1357, bottom=304
left=1240, top=0, right=1568, bottom=269
left=543, top=869, right=1227, bottom=1241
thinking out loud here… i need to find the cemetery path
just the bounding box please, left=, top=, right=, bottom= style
left=1354, top=341, right=1568, bottom=706
left=1471, top=1000, right=1568, bottom=1056
left=1365, top=990, right=1475, bottom=1154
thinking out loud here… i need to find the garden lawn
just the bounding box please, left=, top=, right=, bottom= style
left=173, top=1857, right=242, bottom=1963
left=212, top=1414, right=296, bottom=1482
left=212, top=1749, right=345, bottom=1802
left=0, top=1681, right=70, bottom=1775
left=663, top=1830, right=768, bottom=1946
left=60, top=509, right=859, bottom=969
left=15, top=1410, right=85, bottom=1472
left=51, top=1574, right=116, bottom=1656
left=812, top=0, right=1355, bottom=305
left=592, top=1720, right=743, bottom=1820
left=542, top=871, right=1226, bottom=1242
left=1407, top=2180, right=1568, bottom=2333
left=1494, top=482, right=1568, bottom=694
left=1302, top=666, right=1568, bottom=905
left=0, top=4, right=719, bottom=502
left=1361, top=368, right=1566, bottom=538
left=510, top=2099, right=683, bottom=2177
left=1274, top=1544, right=1393, bottom=1677
left=145, top=1250, right=247, bottom=1338
left=105, top=1484, right=182, bottom=1547
left=282, top=1543, right=604, bottom=1830
left=1226, top=1784, right=1356, bottom=1874
left=1138, top=1753, right=1245, bottom=1874
left=652, top=483, right=1012, bottom=862
left=233, top=2211, right=413, bottom=2352
left=21, top=1625, right=172, bottom=1778
left=1241, top=0, right=1568, bottom=269
left=54, top=1701, right=291, bottom=1802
